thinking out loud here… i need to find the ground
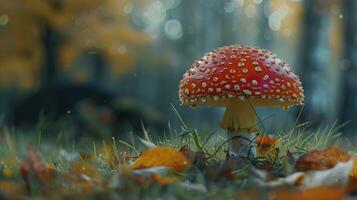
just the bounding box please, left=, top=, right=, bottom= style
left=0, top=115, right=356, bottom=200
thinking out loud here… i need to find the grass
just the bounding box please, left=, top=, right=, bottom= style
left=0, top=111, right=350, bottom=199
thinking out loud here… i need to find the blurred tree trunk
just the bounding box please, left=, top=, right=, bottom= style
left=41, top=25, right=60, bottom=87
left=220, top=0, right=236, bottom=45
left=298, top=0, right=332, bottom=126
left=340, top=0, right=357, bottom=133
left=258, top=0, right=272, bottom=49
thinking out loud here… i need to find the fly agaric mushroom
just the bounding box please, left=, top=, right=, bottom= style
left=178, top=45, right=304, bottom=156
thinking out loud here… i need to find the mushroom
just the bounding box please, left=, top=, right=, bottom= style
left=178, top=45, right=304, bottom=157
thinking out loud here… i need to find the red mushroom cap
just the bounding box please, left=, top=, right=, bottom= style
left=178, top=45, right=304, bottom=107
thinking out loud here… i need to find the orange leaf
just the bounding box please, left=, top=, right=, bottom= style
left=20, top=143, right=55, bottom=184
left=273, top=186, right=346, bottom=200
left=256, top=135, right=277, bottom=158
left=131, top=147, right=190, bottom=172
left=295, top=146, right=351, bottom=171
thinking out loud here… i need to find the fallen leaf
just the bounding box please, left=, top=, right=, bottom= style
left=20, top=143, right=56, bottom=186
left=273, top=186, right=346, bottom=200
left=256, top=134, right=277, bottom=158
left=131, top=147, right=190, bottom=172
left=295, top=146, right=351, bottom=171
left=259, top=160, right=353, bottom=189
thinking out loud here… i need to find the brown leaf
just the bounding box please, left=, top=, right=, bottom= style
left=132, top=147, right=190, bottom=172
left=272, top=186, right=346, bottom=200
left=295, top=146, right=351, bottom=171
left=20, top=143, right=55, bottom=186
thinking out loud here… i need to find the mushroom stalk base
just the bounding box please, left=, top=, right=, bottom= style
left=229, top=130, right=256, bottom=157
left=220, top=100, right=258, bottom=157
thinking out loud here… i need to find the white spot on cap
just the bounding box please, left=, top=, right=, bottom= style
left=252, top=80, right=258, bottom=86
left=240, top=78, right=246, bottom=83
left=263, top=75, right=269, bottom=80
left=202, top=82, right=207, bottom=88
left=242, top=68, right=248, bottom=73
left=254, top=67, right=262, bottom=72
left=230, top=69, right=236, bottom=74
left=184, top=88, right=190, bottom=95
left=208, top=88, right=214, bottom=93
left=191, top=83, right=196, bottom=89
left=238, top=62, right=245, bottom=67
left=213, top=77, right=219, bottom=82
left=216, top=88, right=222, bottom=92
left=225, top=84, right=231, bottom=90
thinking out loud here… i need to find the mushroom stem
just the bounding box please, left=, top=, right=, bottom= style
left=220, top=100, right=258, bottom=157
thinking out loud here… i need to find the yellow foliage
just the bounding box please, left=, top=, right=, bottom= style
left=132, top=147, right=190, bottom=172
left=0, top=0, right=150, bottom=89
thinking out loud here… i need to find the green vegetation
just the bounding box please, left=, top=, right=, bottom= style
left=0, top=110, right=347, bottom=200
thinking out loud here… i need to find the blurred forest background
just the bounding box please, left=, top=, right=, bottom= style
left=0, top=0, right=356, bottom=138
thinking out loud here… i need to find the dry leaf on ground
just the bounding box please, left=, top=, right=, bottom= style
left=20, top=143, right=56, bottom=184
left=131, top=147, right=190, bottom=172
left=258, top=160, right=353, bottom=193
left=256, top=135, right=277, bottom=158
left=272, top=186, right=346, bottom=200
left=295, top=146, right=351, bottom=171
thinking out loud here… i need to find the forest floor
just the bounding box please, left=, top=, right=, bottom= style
left=0, top=116, right=357, bottom=200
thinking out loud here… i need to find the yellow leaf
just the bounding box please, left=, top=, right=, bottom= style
left=132, top=147, right=190, bottom=172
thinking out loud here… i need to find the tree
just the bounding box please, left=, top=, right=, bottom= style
left=340, top=0, right=357, bottom=134
left=298, top=0, right=334, bottom=126
left=0, top=0, right=150, bottom=89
